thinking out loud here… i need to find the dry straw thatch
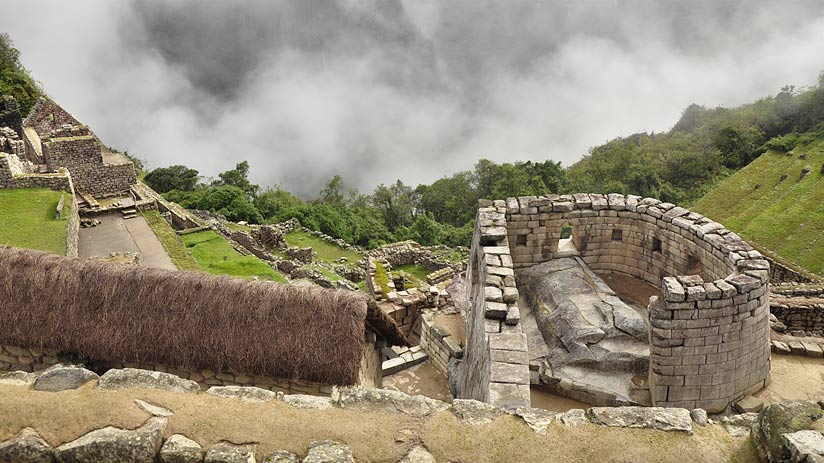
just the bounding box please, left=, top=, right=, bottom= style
left=0, top=246, right=404, bottom=386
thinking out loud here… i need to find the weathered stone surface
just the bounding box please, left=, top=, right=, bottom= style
left=335, top=388, right=449, bottom=418
left=206, top=386, right=279, bottom=403
left=397, top=445, right=436, bottom=463
left=55, top=416, right=166, bottom=463
left=98, top=368, right=199, bottom=394
left=752, top=401, right=823, bottom=463
left=159, top=434, right=202, bottom=463
left=722, top=413, right=759, bottom=437
left=515, top=407, right=555, bottom=434
left=302, top=440, right=354, bottom=463
left=33, top=366, right=98, bottom=392
left=134, top=399, right=173, bottom=418
left=558, top=409, right=587, bottom=427
left=451, top=399, right=508, bottom=425
left=586, top=407, right=692, bottom=433
left=261, top=450, right=299, bottom=463
left=783, top=430, right=824, bottom=463
left=519, top=258, right=649, bottom=405
left=0, top=427, right=55, bottom=463
left=691, top=409, right=708, bottom=426
left=282, top=394, right=333, bottom=410
left=0, top=370, right=38, bottom=386
left=204, top=442, right=255, bottom=463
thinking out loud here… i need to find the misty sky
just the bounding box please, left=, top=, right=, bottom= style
left=3, top=0, right=824, bottom=196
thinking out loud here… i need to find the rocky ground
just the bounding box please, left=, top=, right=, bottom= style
left=0, top=367, right=758, bottom=463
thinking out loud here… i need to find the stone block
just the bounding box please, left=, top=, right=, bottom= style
left=485, top=302, right=508, bottom=320
left=488, top=333, right=528, bottom=352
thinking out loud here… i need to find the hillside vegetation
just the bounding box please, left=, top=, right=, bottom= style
left=692, top=136, right=824, bottom=275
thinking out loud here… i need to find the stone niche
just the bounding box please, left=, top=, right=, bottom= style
left=465, top=193, right=770, bottom=413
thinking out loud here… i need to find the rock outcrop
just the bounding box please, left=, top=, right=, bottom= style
left=0, top=427, right=55, bottom=463
left=54, top=416, right=166, bottom=463
left=97, top=368, right=200, bottom=394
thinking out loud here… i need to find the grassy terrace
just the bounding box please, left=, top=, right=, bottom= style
left=141, top=210, right=200, bottom=271
left=181, top=229, right=288, bottom=283
left=284, top=229, right=363, bottom=266
left=0, top=188, right=70, bottom=255
left=394, top=263, right=431, bottom=289
left=691, top=139, right=824, bottom=275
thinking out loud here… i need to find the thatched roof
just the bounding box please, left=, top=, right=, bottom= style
left=0, top=246, right=405, bottom=386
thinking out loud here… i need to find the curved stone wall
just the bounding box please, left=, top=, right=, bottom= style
left=492, top=193, right=770, bottom=413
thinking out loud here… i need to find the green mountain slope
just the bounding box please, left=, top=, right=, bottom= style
left=691, top=139, right=824, bottom=275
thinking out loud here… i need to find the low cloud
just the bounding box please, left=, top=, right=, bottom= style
left=2, top=0, right=824, bottom=196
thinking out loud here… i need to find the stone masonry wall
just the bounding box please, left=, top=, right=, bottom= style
left=420, top=309, right=463, bottom=376
left=43, top=133, right=135, bottom=196
left=0, top=152, right=75, bottom=194
left=0, top=95, right=23, bottom=137
left=66, top=194, right=80, bottom=257
left=499, top=193, right=771, bottom=413
left=460, top=201, right=531, bottom=409
left=0, top=342, right=390, bottom=396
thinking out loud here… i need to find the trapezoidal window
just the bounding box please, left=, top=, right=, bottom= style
left=652, top=237, right=663, bottom=253
left=686, top=254, right=702, bottom=275
left=557, top=223, right=578, bottom=257
left=516, top=234, right=527, bottom=246
left=611, top=229, right=623, bottom=242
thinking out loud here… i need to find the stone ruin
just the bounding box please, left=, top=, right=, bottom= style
left=461, top=193, right=771, bottom=413
left=0, top=95, right=137, bottom=199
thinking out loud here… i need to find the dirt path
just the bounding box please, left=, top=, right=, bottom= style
left=0, top=383, right=756, bottom=463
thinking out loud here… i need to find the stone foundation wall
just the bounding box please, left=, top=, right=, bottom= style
left=495, top=193, right=771, bottom=413
left=460, top=202, right=530, bottom=409
left=359, top=333, right=383, bottom=389
left=0, top=342, right=408, bottom=396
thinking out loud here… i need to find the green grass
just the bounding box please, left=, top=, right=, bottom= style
left=141, top=210, right=200, bottom=271
left=0, top=188, right=69, bottom=255
left=394, top=263, right=431, bottom=288
left=691, top=138, right=824, bottom=275
left=284, top=229, right=363, bottom=266
left=181, top=230, right=288, bottom=283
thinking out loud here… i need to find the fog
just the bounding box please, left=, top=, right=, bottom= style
left=3, top=0, right=824, bottom=196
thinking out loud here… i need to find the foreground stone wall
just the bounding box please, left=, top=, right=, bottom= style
left=460, top=202, right=530, bottom=409
left=0, top=343, right=337, bottom=395
left=467, top=193, right=770, bottom=413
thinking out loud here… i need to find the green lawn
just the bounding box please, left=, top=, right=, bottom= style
left=181, top=230, right=288, bottom=283
left=691, top=139, right=824, bottom=275
left=284, top=229, right=363, bottom=266
left=141, top=210, right=200, bottom=271
left=0, top=188, right=69, bottom=255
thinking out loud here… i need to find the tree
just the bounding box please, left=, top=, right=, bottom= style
left=196, top=185, right=263, bottom=223
left=254, top=186, right=302, bottom=219
left=213, top=161, right=259, bottom=198
left=144, top=165, right=200, bottom=193
left=372, top=180, right=415, bottom=231
left=318, top=175, right=346, bottom=206
left=0, top=33, right=42, bottom=115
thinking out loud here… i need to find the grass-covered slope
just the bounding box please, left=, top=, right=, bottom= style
left=691, top=139, right=824, bottom=275
left=0, top=188, right=69, bottom=255
left=181, top=230, right=287, bottom=283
